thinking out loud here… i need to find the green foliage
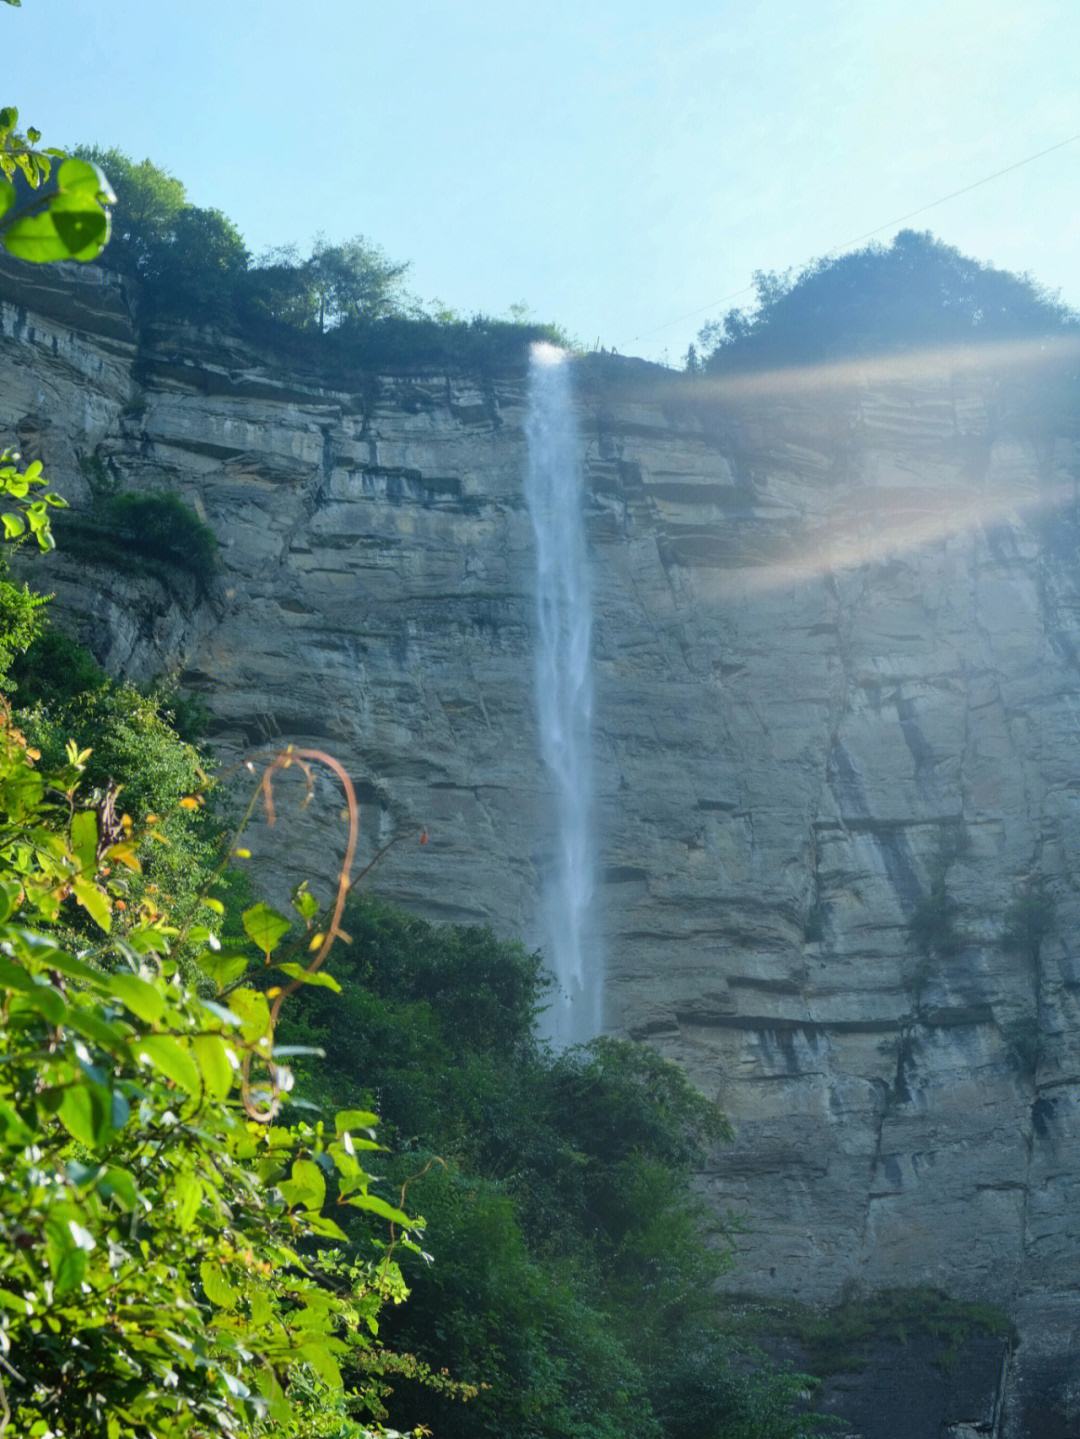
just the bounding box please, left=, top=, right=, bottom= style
left=908, top=827, right=967, bottom=963
left=0, top=111, right=113, bottom=263
left=728, top=1287, right=1013, bottom=1378
left=281, top=896, right=819, bottom=1439
left=700, top=230, right=1079, bottom=373
left=0, top=718, right=464, bottom=1437
left=1003, top=1016, right=1043, bottom=1075
left=0, top=447, right=69, bottom=551
left=908, top=873, right=963, bottom=960
left=1002, top=884, right=1054, bottom=960
left=72, top=146, right=186, bottom=280
left=56, top=489, right=218, bottom=592
left=653, top=1341, right=833, bottom=1439
left=0, top=565, right=48, bottom=688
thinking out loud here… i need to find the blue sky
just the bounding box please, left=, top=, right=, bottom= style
left=10, top=0, right=1080, bottom=362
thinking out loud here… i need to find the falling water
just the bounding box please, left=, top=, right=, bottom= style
left=525, top=342, right=601, bottom=1046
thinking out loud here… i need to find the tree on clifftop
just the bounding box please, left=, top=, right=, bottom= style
left=698, top=229, right=1079, bottom=372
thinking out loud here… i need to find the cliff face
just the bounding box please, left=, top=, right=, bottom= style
left=3, top=262, right=1079, bottom=1435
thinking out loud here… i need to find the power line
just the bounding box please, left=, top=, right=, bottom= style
left=629, top=132, right=1080, bottom=346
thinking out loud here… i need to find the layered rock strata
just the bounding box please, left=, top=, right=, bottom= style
left=3, top=260, right=1079, bottom=1435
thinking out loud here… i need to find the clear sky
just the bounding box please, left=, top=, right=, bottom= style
left=9, top=0, right=1080, bottom=363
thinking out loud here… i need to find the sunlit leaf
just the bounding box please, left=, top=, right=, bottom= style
left=275, top=961, right=341, bottom=992
left=137, top=1035, right=201, bottom=1096
left=72, top=875, right=111, bottom=932
left=242, top=902, right=291, bottom=956
left=108, top=971, right=165, bottom=1024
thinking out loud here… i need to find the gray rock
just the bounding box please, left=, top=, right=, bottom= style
left=3, top=260, right=1078, bottom=1433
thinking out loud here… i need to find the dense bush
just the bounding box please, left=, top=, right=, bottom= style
left=55, top=489, right=218, bottom=594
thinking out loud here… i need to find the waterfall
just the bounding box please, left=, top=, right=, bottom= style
left=525, top=342, right=601, bottom=1046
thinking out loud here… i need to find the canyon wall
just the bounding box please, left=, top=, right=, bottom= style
left=3, top=260, right=1079, bottom=1435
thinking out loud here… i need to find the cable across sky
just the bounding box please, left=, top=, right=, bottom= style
left=629, top=133, right=1080, bottom=346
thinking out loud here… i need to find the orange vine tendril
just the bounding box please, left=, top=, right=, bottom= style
left=237, top=747, right=423, bottom=1121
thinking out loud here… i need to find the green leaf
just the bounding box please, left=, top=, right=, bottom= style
left=191, top=1033, right=235, bottom=1099
left=302, top=1213, right=350, bottom=1240
left=56, top=155, right=114, bottom=203
left=194, top=949, right=248, bottom=992
left=107, top=972, right=165, bottom=1024
left=98, top=1167, right=138, bottom=1211
left=0, top=955, right=66, bottom=1023
left=292, top=883, right=319, bottom=921
left=302, top=1340, right=343, bottom=1388
left=45, top=1217, right=89, bottom=1297
left=0, top=178, right=13, bottom=217
left=54, top=1082, right=113, bottom=1147
left=70, top=809, right=98, bottom=874
left=172, top=1172, right=202, bottom=1231
left=228, top=987, right=271, bottom=1045
left=38, top=946, right=105, bottom=985
left=275, top=961, right=341, bottom=992
left=72, top=876, right=111, bottom=933
left=342, top=1192, right=412, bottom=1226
left=136, top=1035, right=202, bottom=1096
left=1, top=512, right=24, bottom=538
left=242, top=902, right=291, bottom=957
left=335, top=1109, right=380, bottom=1134
left=199, top=1259, right=238, bottom=1309
left=279, top=1157, right=326, bottom=1211
left=0, top=1097, right=34, bottom=1145
left=3, top=194, right=109, bottom=263
left=0, top=879, right=21, bottom=921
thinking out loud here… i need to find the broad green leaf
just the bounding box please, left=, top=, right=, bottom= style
left=275, top=961, right=341, bottom=992
left=72, top=875, right=111, bottom=932
left=342, top=1192, right=412, bottom=1226
left=199, top=1260, right=238, bottom=1310
left=125, top=923, right=176, bottom=955
left=98, top=1167, right=138, bottom=1211
left=172, top=1173, right=202, bottom=1231
left=194, top=949, right=248, bottom=992
left=4, top=194, right=109, bottom=263
left=335, top=1108, right=380, bottom=1134
left=34, top=945, right=103, bottom=985
left=302, top=1340, right=343, bottom=1388
left=0, top=177, right=14, bottom=216
left=63, top=1004, right=131, bottom=1056
left=56, top=155, right=114, bottom=203
left=45, top=1217, right=89, bottom=1297
left=70, top=810, right=98, bottom=874
left=229, top=987, right=271, bottom=1044
left=279, top=1157, right=326, bottom=1211
left=0, top=955, right=66, bottom=1023
left=191, top=1034, right=234, bottom=1099
left=137, top=1035, right=201, bottom=1096
left=108, top=972, right=165, bottom=1025
left=54, top=1083, right=113, bottom=1147
left=0, top=878, right=21, bottom=921
left=0, top=1097, right=34, bottom=1144
left=242, top=902, right=291, bottom=957
left=1, top=512, right=24, bottom=538
left=302, top=1213, right=350, bottom=1240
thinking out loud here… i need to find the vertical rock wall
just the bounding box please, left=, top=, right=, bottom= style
left=3, top=262, right=1079, bottom=1433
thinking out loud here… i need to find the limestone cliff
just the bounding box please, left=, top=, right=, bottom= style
left=3, top=259, right=1079, bottom=1436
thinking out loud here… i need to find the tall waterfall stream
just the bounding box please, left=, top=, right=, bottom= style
left=525, top=343, right=601, bottom=1046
